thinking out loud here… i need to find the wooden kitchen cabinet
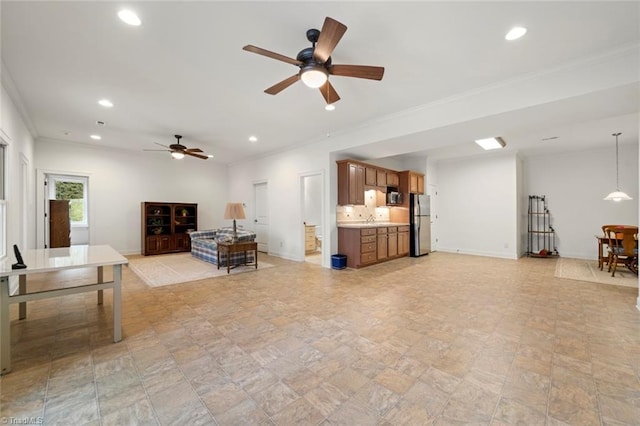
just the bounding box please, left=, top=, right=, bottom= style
left=399, top=171, right=425, bottom=195
left=398, top=226, right=410, bottom=255
left=386, top=172, right=399, bottom=187
left=388, top=226, right=398, bottom=257
left=377, top=227, right=388, bottom=260
left=337, top=161, right=365, bottom=205
left=365, top=167, right=377, bottom=186
left=338, top=225, right=410, bottom=268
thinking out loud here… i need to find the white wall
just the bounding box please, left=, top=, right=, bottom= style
left=432, top=153, right=519, bottom=259
left=228, top=144, right=332, bottom=263
left=34, top=139, right=228, bottom=254
left=523, top=144, right=639, bottom=259
left=0, top=84, right=36, bottom=252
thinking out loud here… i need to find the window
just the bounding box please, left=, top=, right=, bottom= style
left=0, top=143, right=6, bottom=258
left=49, top=175, right=88, bottom=227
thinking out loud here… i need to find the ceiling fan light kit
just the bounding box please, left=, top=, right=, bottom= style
left=301, top=66, right=328, bottom=88
left=243, top=16, right=384, bottom=104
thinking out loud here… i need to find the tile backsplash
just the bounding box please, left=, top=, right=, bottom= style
left=336, top=189, right=391, bottom=223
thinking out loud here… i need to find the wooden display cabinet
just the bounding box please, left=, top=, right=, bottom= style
left=141, top=202, right=197, bottom=255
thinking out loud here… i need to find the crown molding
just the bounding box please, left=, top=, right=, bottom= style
left=1, top=60, right=39, bottom=139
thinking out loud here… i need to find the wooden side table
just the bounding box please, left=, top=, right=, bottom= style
left=217, top=241, right=258, bottom=274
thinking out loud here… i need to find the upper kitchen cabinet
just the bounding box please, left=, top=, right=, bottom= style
left=337, top=160, right=365, bottom=205
left=399, top=171, right=425, bottom=194
left=386, top=172, right=399, bottom=187
left=365, top=166, right=387, bottom=187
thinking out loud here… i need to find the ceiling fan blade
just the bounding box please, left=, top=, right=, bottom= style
left=329, top=64, right=385, bottom=81
left=185, top=151, right=209, bottom=160
left=319, top=80, right=340, bottom=104
left=143, top=149, right=170, bottom=152
left=154, top=142, right=170, bottom=148
left=314, top=17, right=347, bottom=63
left=243, top=45, right=303, bottom=66
left=185, top=148, right=203, bottom=153
left=265, top=74, right=300, bottom=95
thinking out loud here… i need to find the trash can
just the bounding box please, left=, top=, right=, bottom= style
left=331, top=254, right=347, bottom=270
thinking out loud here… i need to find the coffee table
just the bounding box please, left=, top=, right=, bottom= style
left=217, top=241, right=258, bottom=273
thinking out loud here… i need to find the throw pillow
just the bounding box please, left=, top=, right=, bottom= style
left=217, top=235, right=233, bottom=243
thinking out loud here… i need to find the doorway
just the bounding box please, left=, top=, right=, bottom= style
left=43, top=173, right=90, bottom=247
left=301, top=171, right=323, bottom=265
left=253, top=181, right=269, bottom=252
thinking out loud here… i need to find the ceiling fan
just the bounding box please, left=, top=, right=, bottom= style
left=243, top=17, right=384, bottom=105
left=144, top=135, right=210, bottom=160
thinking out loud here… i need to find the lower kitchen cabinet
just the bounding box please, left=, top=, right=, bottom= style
left=338, top=225, right=409, bottom=268
left=398, top=226, right=410, bottom=255
left=388, top=227, right=398, bottom=257
left=377, top=227, right=388, bottom=260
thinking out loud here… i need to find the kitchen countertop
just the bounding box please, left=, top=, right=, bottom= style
left=337, top=222, right=410, bottom=228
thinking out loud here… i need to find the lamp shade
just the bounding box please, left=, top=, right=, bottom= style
left=603, top=191, right=632, bottom=202
left=224, top=203, right=246, bottom=220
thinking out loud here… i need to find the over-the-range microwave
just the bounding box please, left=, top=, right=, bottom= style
left=386, top=191, right=403, bottom=205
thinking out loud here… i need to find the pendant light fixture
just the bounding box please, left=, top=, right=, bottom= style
left=604, top=132, right=632, bottom=202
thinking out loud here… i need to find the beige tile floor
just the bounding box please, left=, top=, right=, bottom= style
left=1, top=252, right=639, bottom=425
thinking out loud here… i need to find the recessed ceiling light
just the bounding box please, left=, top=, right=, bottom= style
left=249, top=136, right=258, bottom=142
left=118, top=9, right=141, bottom=26
left=475, top=137, right=506, bottom=150
left=90, top=135, right=102, bottom=140
left=325, top=104, right=336, bottom=111
left=505, top=27, right=527, bottom=41
left=98, top=99, right=113, bottom=108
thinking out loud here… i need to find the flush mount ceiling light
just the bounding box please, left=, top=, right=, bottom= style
left=98, top=99, right=113, bottom=108
left=248, top=136, right=258, bottom=142
left=90, top=135, right=101, bottom=140
left=505, top=26, right=527, bottom=41
left=475, top=137, right=506, bottom=150
left=300, top=65, right=329, bottom=88
left=118, top=9, right=141, bottom=26
left=604, top=132, right=632, bottom=202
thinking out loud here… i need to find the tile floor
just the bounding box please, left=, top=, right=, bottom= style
left=1, top=252, right=639, bottom=425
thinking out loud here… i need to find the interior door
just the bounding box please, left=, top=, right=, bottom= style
left=254, top=182, right=269, bottom=252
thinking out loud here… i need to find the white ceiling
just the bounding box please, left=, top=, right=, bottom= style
left=2, top=1, right=639, bottom=164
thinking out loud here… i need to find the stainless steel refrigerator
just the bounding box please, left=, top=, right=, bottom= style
left=410, top=194, right=431, bottom=257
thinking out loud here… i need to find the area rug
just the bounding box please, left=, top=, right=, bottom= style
left=554, top=257, right=638, bottom=288
left=128, top=253, right=274, bottom=287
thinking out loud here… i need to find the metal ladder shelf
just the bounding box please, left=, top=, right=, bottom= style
left=527, top=195, right=559, bottom=257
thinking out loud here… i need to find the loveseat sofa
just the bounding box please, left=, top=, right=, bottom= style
left=190, top=227, right=257, bottom=266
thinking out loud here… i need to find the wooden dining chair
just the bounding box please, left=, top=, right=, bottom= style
left=607, top=226, right=639, bottom=277
left=600, top=224, right=619, bottom=270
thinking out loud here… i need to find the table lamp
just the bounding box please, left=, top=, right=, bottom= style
left=224, top=202, right=246, bottom=242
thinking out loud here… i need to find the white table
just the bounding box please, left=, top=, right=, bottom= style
left=0, top=245, right=128, bottom=375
